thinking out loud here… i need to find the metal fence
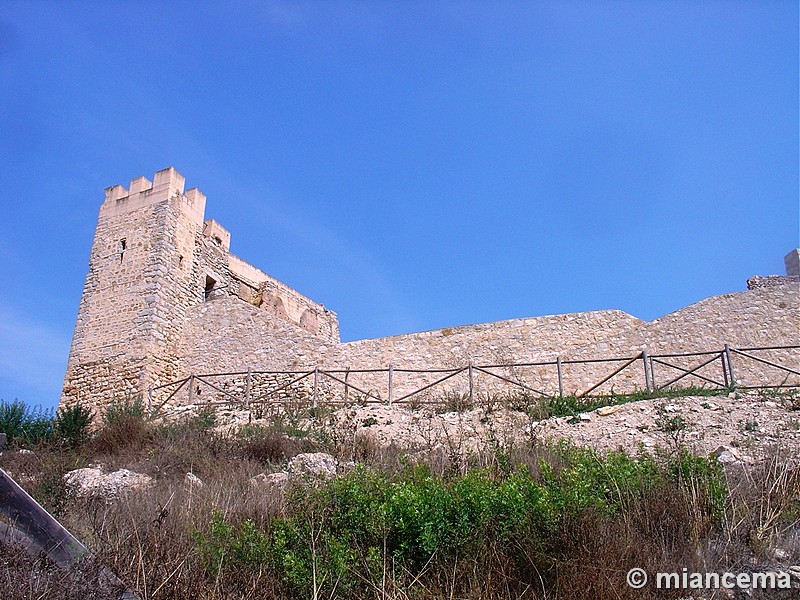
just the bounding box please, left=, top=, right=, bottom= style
left=147, top=344, right=800, bottom=417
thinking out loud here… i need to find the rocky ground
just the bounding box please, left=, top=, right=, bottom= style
left=321, top=388, right=800, bottom=463
left=2, top=387, right=799, bottom=599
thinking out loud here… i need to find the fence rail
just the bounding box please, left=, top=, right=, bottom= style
left=147, top=344, right=800, bottom=417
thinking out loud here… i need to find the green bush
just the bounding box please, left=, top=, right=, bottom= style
left=54, top=402, right=93, bottom=447
left=193, top=443, right=727, bottom=597
left=102, top=394, right=146, bottom=426
left=0, top=399, right=54, bottom=445
left=93, top=394, right=149, bottom=453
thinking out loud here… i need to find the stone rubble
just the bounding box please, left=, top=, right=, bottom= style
left=63, top=467, right=152, bottom=501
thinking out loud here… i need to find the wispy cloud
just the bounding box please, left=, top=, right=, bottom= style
left=0, top=303, right=71, bottom=408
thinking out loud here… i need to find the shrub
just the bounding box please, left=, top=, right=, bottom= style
left=54, top=402, right=94, bottom=447
left=192, top=443, right=728, bottom=598
left=102, top=394, right=146, bottom=426
left=92, top=394, right=149, bottom=453
left=0, top=399, right=54, bottom=446
left=237, top=425, right=310, bottom=465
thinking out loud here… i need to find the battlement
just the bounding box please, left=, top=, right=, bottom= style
left=203, top=219, right=231, bottom=251
left=786, top=249, right=800, bottom=278
left=100, top=167, right=206, bottom=223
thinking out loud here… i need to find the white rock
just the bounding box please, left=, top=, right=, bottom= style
left=250, top=471, right=290, bottom=494
left=770, top=547, right=790, bottom=561
left=185, top=472, right=204, bottom=489
left=713, top=445, right=743, bottom=465
left=64, top=467, right=152, bottom=500
left=287, top=453, right=337, bottom=479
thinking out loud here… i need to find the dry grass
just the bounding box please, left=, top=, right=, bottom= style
left=1, top=405, right=799, bottom=599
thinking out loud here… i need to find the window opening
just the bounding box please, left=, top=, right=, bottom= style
left=118, top=239, right=127, bottom=263
left=204, top=275, right=216, bottom=301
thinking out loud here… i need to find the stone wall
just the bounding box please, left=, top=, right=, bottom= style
left=60, top=168, right=800, bottom=414
left=161, top=278, right=798, bottom=409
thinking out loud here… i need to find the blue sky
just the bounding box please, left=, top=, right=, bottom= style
left=1, top=1, right=797, bottom=410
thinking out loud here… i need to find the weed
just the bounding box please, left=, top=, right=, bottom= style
left=237, top=425, right=311, bottom=465
left=437, top=390, right=475, bottom=413
left=92, top=394, right=150, bottom=454
left=655, top=403, right=689, bottom=452
left=102, top=393, right=146, bottom=426
left=741, top=419, right=761, bottom=433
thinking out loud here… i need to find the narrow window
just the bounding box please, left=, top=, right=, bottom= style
left=204, top=275, right=216, bottom=301
left=118, top=239, right=127, bottom=263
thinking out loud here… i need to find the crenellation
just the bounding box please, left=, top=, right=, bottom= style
left=203, top=219, right=230, bottom=251
left=128, top=176, right=152, bottom=194
left=60, top=168, right=800, bottom=414
left=104, top=184, right=129, bottom=201
left=152, top=166, right=185, bottom=196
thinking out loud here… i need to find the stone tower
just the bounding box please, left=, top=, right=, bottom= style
left=61, top=167, right=340, bottom=411
left=61, top=168, right=208, bottom=407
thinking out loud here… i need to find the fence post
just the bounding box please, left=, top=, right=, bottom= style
left=468, top=361, right=474, bottom=404
left=721, top=350, right=729, bottom=388
left=313, top=367, right=319, bottom=408
left=245, top=368, right=253, bottom=409
left=724, top=345, right=736, bottom=389
left=556, top=356, right=564, bottom=398
left=642, top=350, right=651, bottom=392
left=649, top=354, right=656, bottom=390
left=188, top=375, right=195, bottom=405
left=388, top=364, right=394, bottom=405
left=344, top=367, right=350, bottom=403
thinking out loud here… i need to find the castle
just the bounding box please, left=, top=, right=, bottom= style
left=60, top=168, right=800, bottom=411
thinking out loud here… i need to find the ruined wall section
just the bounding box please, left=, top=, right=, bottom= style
left=178, top=295, right=337, bottom=375
left=226, top=253, right=339, bottom=342
left=314, top=311, right=645, bottom=401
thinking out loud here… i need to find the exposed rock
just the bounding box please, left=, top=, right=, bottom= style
left=287, top=452, right=337, bottom=479
left=184, top=472, right=204, bottom=489
left=713, top=445, right=744, bottom=465
left=64, top=467, right=152, bottom=500
left=596, top=405, right=621, bottom=416
left=770, top=547, right=790, bottom=561
left=250, top=471, right=290, bottom=494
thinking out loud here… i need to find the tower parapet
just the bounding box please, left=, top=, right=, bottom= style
left=100, top=167, right=206, bottom=223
